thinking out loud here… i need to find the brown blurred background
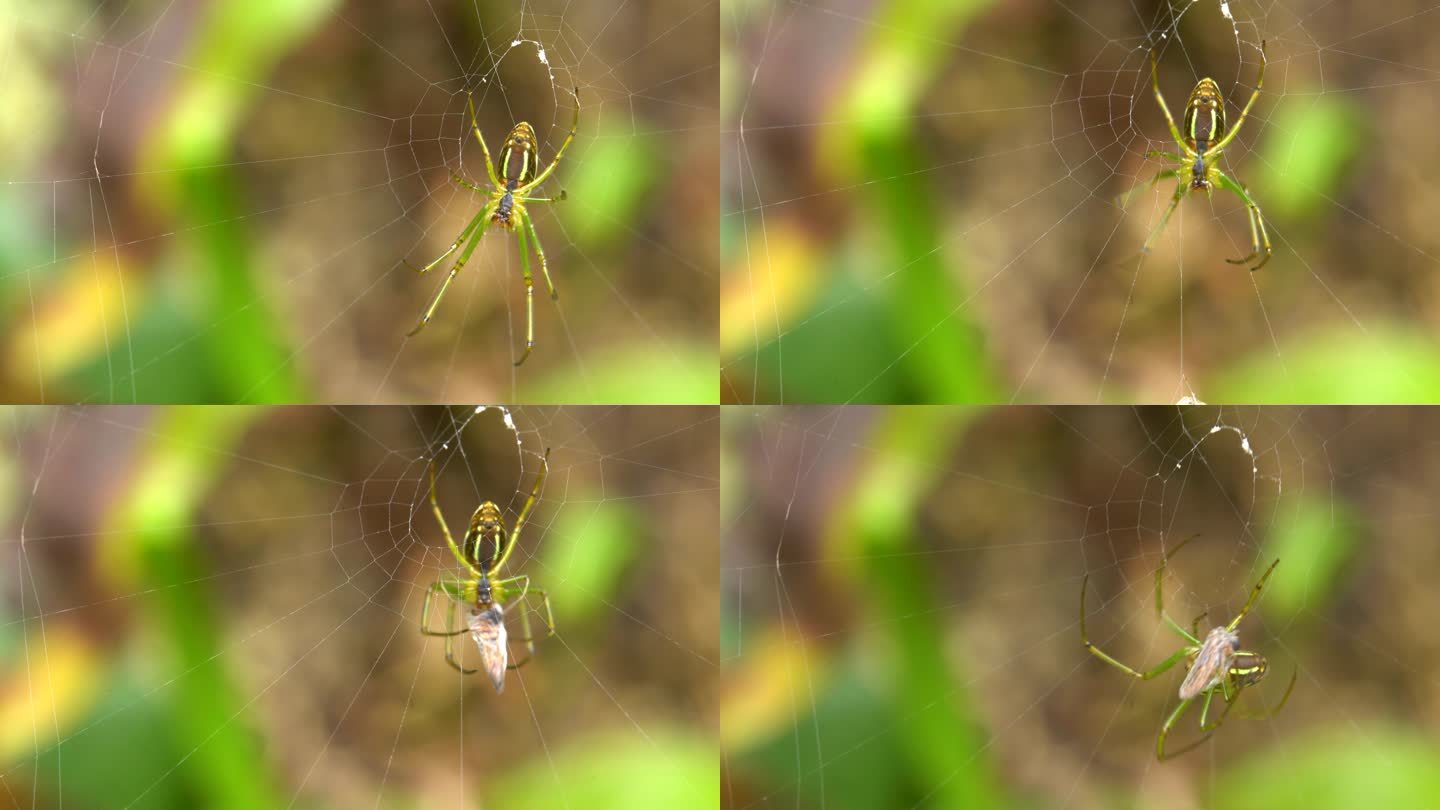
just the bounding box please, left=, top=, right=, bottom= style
left=1, top=0, right=717, bottom=404
left=0, top=405, right=718, bottom=809
left=723, top=1, right=1440, bottom=403
left=723, top=405, right=1440, bottom=808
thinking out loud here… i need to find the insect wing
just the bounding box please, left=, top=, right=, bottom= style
left=468, top=605, right=509, bottom=693
left=1179, top=629, right=1235, bottom=700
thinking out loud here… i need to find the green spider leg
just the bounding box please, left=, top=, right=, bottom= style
left=1234, top=666, right=1298, bottom=719
left=420, top=578, right=478, bottom=674
left=512, top=87, right=581, bottom=196
left=1213, top=169, right=1273, bottom=271
left=1157, top=686, right=1242, bottom=761
left=1204, top=41, right=1267, bottom=158
left=490, top=448, right=549, bottom=574
left=493, top=574, right=557, bottom=669
left=514, top=217, right=537, bottom=366
left=1081, top=573, right=1197, bottom=680
left=1154, top=533, right=1203, bottom=642
left=1140, top=181, right=1190, bottom=258
left=524, top=212, right=558, bottom=301
left=1224, top=553, right=1281, bottom=633
left=1117, top=167, right=1183, bottom=211
left=467, top=93, right=504, bottom=189
left=1149, top=47, right=1193, bottom=157
left=406, top=204, right=496, bottom=337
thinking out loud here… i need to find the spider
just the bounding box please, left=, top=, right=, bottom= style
left=1080, top=534, right=1296, bottom=760
left=1125, top=40, right=1271, bottom=271
left=406, top=88, right=580, bottom=366
left=418, top=449, right=555, bottom=692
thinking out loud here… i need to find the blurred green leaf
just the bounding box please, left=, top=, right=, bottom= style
left=831, top=407, right=1010, bottom=809
left=132, top=0, right=338, bottom=402
left=105, top=407, right=281, bottom=810
left=522, top=340, right=717, bottom=403
left=32, top=676, right=188, bottom=810
left=1216, top=328, right=1440, bottom=402
left=543, top=496, right=640, bottom=625
left=736, top=666, right=903, bottom=809
left=1262, top=495, right=1358, bottom=621
left=562, top=119, right=660, bottom=249
left=1259, top=95, right=1364, bottom=220
left=820, top=0, right=1000, bottom=403
left=753, top=271, right=908, bottom=402
left=1215, top=728, right=1440, bottom=809
left=487, top=729, right=716, bottom=810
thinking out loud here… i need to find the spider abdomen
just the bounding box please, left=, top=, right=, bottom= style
left=463, top=501, right=508, bottom=572
left=501, top=122, right=539, bottom=189
left=1183, top=78, right=1226, bottom=153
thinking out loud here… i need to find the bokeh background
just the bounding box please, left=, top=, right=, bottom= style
left=0, top=0, right=717, bottom=404
left=1, top=405, right=718, bottom=809
left=723, top=405, right=1440, bottom=808
left=722, top=0, right=1440, bottom=403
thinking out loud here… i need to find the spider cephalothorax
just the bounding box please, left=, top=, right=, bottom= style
left=406, top=89, right=580, bottom=365
left=419, top=450, right=555, bottom=692
left=1080, top=534, right=1295, bottom=760
left=1121, top=41, right=1271, bottom=270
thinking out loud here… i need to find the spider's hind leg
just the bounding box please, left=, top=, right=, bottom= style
left=1214, top=169, right=1272, bottom=271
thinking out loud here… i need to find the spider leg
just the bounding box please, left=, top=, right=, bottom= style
left=420, top=582, right=478, bottom=674
left=450, top=171, right=485, bottom=194
left=419, top=581, right=471, bottom=637
left=1150, top=47, right=1192, bottom=152
left=495, top=575, right=556, bottom=645
left=1144, top=149, right=1189, bottom=163
left=1198, top=687, right=1240, bottom=732
left=1205, top=40, right=1266, bottom=156
left=404, top=207, right=485, bottom=276
left=492, top=448, right=549, bottom=574
left=1138, top=180, right=1189, bottom=259
left=426, top=462, right=482, bottom=575
left=1081, top=574, right=1193, bottom=679
left=467, top=93, right=504, bottom=189
left=508, top=603, right=535, bottom=670
left=443, top=627, right=477, bottom=674
left=1224, top=553, right=1281, bottom=633
left=1116, top=168, right=1182, bottom=210
left=407, top=202, right=496, bottom=337
left=1156, top=533, right=1203, bottom=643
left=523, top=211, right=558, bottom=301
left=1235, top=665, right=1297, bottom=719
left=514, top=87, right=579, bottom=196
left=1189, top=611, right=1209, bottom=641
left=516, top=192, right=566, bottom=204
left=1156, top=695, right=1204, bottom=760
left=1213, top=169, right=1272, bottom=271
left=514, top=218, right=537, bottom=366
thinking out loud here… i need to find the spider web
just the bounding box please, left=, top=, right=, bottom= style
left=0, top=0, right=717, bottom=404
left=722, top=405, right=1440, bottom=807
left=722, top=0, right=1440, bottom=404
left=1, top=404, right=718, bottom=808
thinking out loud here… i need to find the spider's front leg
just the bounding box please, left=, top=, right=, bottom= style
left=1080, top=574, right=1194, bottom=679
left=420, top=581, right=478, bottom=674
